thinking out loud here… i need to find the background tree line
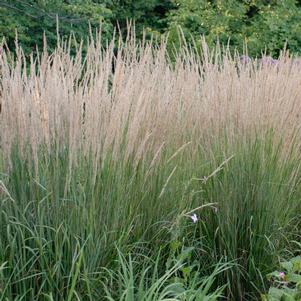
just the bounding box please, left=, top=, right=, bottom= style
left=1, top=0, right=301, bottom=57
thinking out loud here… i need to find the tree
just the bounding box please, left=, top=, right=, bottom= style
left=109, top=0, right=174, bottom=33
left=0, top=0, right=114, bottom=54
left=167, top=0, right=301, bottom=57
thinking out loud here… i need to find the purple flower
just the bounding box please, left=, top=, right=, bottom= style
left=239, top=55, right=251, bottom=65
left=260, top=56, right=278, bottom=67
left=279, top=272, right=285, bottom=280
left=190, top=214, right=198, bottom=223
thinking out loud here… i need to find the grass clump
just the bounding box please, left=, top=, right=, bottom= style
left=1, top=34, right=301, bottom=300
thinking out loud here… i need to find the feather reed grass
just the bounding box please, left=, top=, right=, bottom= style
left=1, top=32, right=301, bottom=300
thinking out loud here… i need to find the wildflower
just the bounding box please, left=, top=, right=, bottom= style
left=260, top=56, right=279, bottom=67
left=190, top=213, right=198, bottom=223
left=279, top=272, right=285, bottom=280
left=239, top=55, right=251, bottom=65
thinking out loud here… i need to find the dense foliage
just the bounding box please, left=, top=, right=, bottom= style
left=262, top=256, right=301, bottom=300
left=0, top=0, right=173, bottom=54
left=2, top=1, right=301, bottom=56
left=168, top=0, right=301, bottom=56
left=0, top=0, right=114, bottom=53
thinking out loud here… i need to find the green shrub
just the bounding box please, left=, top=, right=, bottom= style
left=262, top=256, right=301, bottom=300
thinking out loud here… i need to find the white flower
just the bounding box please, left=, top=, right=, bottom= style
left=190, top=213, right=198, bottom=223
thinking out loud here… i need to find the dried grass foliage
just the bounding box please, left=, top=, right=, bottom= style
left=1, top=35, right=301, bottom=168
